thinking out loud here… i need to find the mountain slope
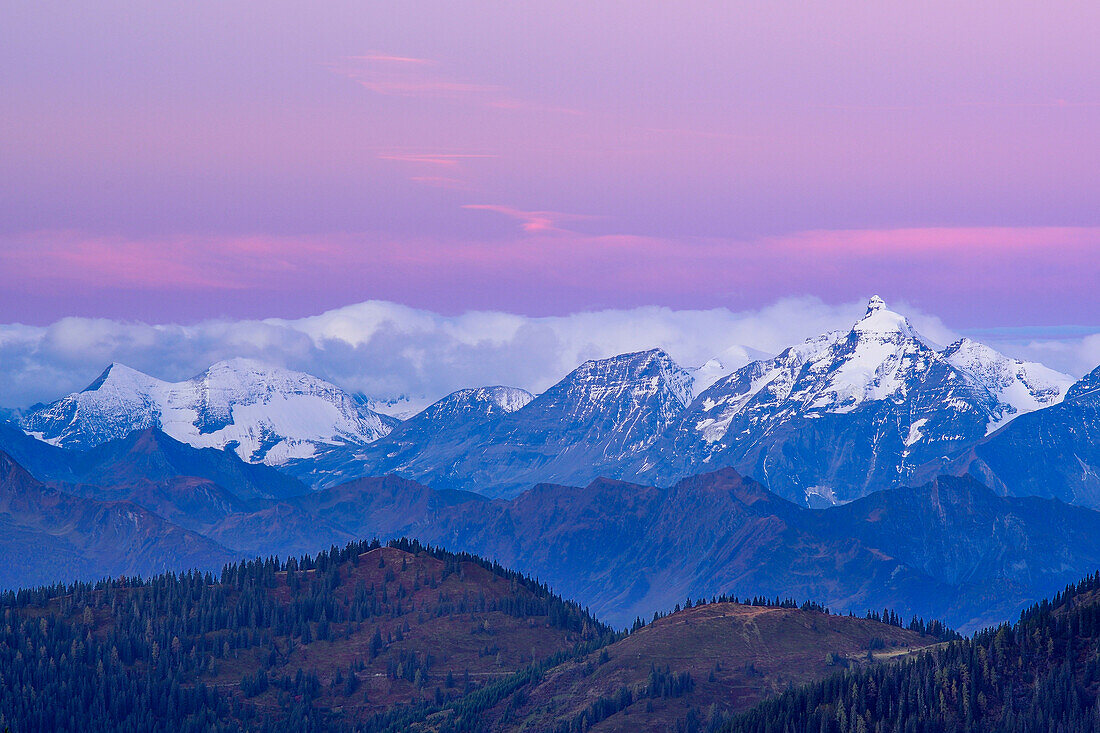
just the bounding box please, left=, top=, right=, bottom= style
left=21, top=359, right=397, bottom=465
left=387, top=470, right=947, bottom=626
left=937, top=363, right=1100, bottom=507
left=427, top=470, right=1100, bottom=630
left=64, top=428, right=308, bottom=501
left=289, top=385, right=533, bottom=488
left=0, top=451, right=235, bottom=589
left=287, top=474, right=487, bottom=540
left=239, top=467, right=1100, bottom=632
left=2, top=428, right=312, bottom=545
left=293, top=349, right=695, bottom=495
left=92, top=476, right=253, bottom=533
left=484, top=601, right=937, bottom=732
left=725, top=573, right=1100, bottom=732
left=816, top=474, right=1100, bottom=629
left=638, top=297, right=1067, bottom=505
left=0, top=419, right=80, bottom=483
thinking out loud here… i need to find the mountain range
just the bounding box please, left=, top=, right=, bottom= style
left=2, top=428, right=1098, bottom=632
left=13, top=297, right=1093, bottom=508
left=2, top=295, right=1098, bottom=633
left=277, top=467, right=1100, bottom=632
left=2, top=293, right=1099, bottom=729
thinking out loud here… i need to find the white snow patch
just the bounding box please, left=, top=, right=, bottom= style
left=905, top=418, right=928, bottom=446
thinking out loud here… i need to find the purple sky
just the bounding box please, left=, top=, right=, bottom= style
left=1, top=1, right=1097, bottom=329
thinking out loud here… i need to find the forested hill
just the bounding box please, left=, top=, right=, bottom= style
left=0, top=538, right=613, bottom=732
left=723, top=571, right=1100, bottom=732
left=0, top=534, right=958, bottom=733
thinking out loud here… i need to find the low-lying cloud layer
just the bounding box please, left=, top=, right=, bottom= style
left=0, top=297, right=1094, bottom=413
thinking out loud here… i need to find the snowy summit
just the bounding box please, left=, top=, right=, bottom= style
left=22, top=359, right=396, bottom=465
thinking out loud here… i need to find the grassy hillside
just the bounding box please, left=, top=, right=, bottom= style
left=471, top=600, right=938, bottom=732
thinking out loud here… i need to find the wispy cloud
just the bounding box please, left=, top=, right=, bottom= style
left=776, top=226, right=1100, bottom=253
left=378, top=152, right=498, bottom=167
left=344, top=53, right=433, bottom=65
left=377, top=151, right=498, bottom=189
left=329, top=52, right=585, bottom=116
left=328, top=54, right=500, bottom=98
left=462, top=204, right=597, bottom=233
left=408, top=176, right=471, bottom=190
left=815, top=99, right=1100, bottom=112
left=0, top=231, right=337, bottom=291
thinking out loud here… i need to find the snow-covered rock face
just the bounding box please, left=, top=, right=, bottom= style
left=687, top=295, right=954, bottom=446
left=688, top=344, right=770, bottom=397
left=287, top=348, right=698, bottom=495
left=513, top=347, right=695, bottom=462
left=688, top=297, right=1068, bottom=447
left=412, top=385, right=534, bottom=425
left=690, top=330, right=844, bottom=444
left=554, top=348, right=695, bottom=418
left=1066, top=365, right=1100, bottom=403
left=21, top=358, right=396, bottom=465
left=658, top=296, right=1077, bottom=505
left=942, top=338, right=1073, bottom=429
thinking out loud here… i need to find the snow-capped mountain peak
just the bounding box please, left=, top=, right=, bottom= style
left=851, top=295, right=918, bottom=339
left=485, top=385, right=537, bottom=413
left=21, top=360, right=396, bottom=465
left=801, top=297, right=937, bottom=413
left=88, top=362, right=164, bottom=390
left=521, top=347, right=695, bottom=459
left=547, top=348, right=695, bottom=415
left=689, top=344, right=773, bottom=397
left=678, top=299, right=996, bottom=482
left=941, top=338, right=1073, bottom=425
left=413, top=385, right=534, bottom=425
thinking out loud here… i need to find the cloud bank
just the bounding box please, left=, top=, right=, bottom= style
left=1, top=296, right=1094, bottom=414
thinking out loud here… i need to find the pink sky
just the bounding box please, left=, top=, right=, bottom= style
left=1, top=1, right=1097, bottom=329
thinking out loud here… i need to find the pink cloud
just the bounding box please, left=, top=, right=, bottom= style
left=0, top=232, right=337, bottom=291
left=408, top=176, right=471, bottom=190
left=328, top=55, right=499, bottom=98
left=462, top=204, right=599, bottom=233
left=0, top=226, right=1096, bottom=327
left=344, top=53, right=433, bottom=65
left=780, top=226, right=1100, bottom=252
left=378, top=151, right=498, bottom=189
left=378, top=152, right=498, bottom=167
left=328, top=53, right=585, bottom=120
